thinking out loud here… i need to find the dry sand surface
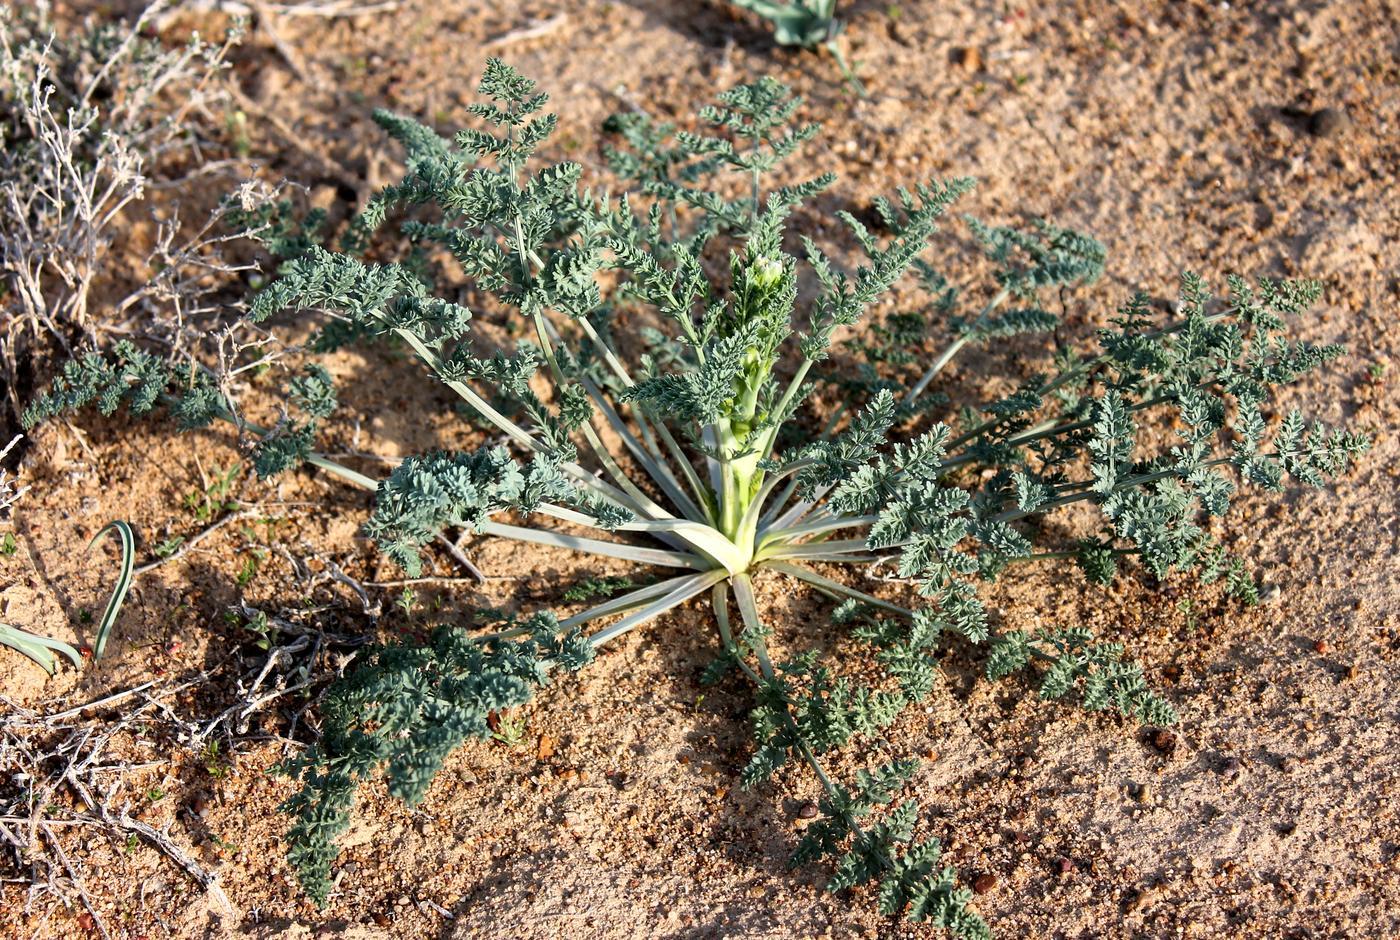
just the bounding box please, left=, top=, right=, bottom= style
left=2, top=1, right=1398, bottom=938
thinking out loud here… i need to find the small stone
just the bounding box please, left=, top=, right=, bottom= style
left=1125, top=884, right=1160, bottom=914
left=537, top=735, right=556, bottom=761
left=1149, top=729, right=1178, bottom=755
left=951, top=46, right=982, bottom=72
left=797, top=802, right=819, bottom=820
left=972, top=873, right=997, bottom=895
left=1129, top=782, right=1151, bottom=803
left=1312, top=638, right=1329, bottom=655
left=1218, top=755, right=1242, bottom=779
left=372, top=912, right=391, bottom=927
left=396, top=895, right=411, bottom=907
left=1307, top=107, right=1351, bottom=138
left=886, top=20, right=912, bottom=47
left=1055, top=856, right=1074, bottom=876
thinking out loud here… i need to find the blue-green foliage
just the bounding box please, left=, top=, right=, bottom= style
left=986, top=627, right=1177, bottom=726
left=736, top=598, right=985, bottom=936
left=803, top=178, right=975, bottom=359
left=278, top=612, right=593, bottom=903
left=790, top=761, right=989, bottom=939
left=365, top=447, right=572, bottom=575
left=21, top=340, right=224, bottom=432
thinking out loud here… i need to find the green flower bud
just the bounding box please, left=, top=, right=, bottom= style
left=750, top=254, right=784, bottom=290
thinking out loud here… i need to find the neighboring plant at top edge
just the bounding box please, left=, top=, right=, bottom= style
left=727, top=1, right=863, bottom=94
left=23, top=61, right=1368, bottom=935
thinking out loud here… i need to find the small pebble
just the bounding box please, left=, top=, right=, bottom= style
left=1149, top=729, right=1178, bottom=755
left=1129, top=782, right=1151, bottom=803
left=1313, top=638, right=1329, bottom=655
left=1125, top=885, right=1159, bottom=914
left=1307, top=107, right=1351, bottom=137
left=1218, top=755, right=1243, bottom=779
left=396, top=895, right=411, bottom=907
left=798, top=802, right=819, bottom=820
left=1055, top=856, right=1075, bottom=876
left=972, top=873, right=997, bottom=895
left=371, top=912, right=391, bottom=927
left=951, top=46, right=982, bottom=71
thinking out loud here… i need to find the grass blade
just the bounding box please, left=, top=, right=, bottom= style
left=587, top=569, right=728, bottom=648
left=559, top=574, right=697, bottom=629
left=758, top=513, right=876, bottom=545
left=0, top=622, right=83, bottom=674
left=579, top=375, right=696, bottom=512
left=729, top=573, right=775, bottom=678
left=88, top=520, right=136, bottom=659
left=756, top=538, right=878, bottom=563
left=763, top=560, right=914, bottom=617
left=480, top=520, right=708, bottom=569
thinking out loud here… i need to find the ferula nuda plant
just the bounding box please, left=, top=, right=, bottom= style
left=26, top=61, right=1368, bottom=935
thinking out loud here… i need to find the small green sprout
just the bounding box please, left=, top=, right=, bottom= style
left=489, top=711, right=527, bottom=747
left=396, top=587, right=419, bottom=619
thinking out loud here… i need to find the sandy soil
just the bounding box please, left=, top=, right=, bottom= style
left=3, top=1, right=1398, bottom=938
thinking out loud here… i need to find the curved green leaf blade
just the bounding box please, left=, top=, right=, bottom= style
left=0, top=622, right=83, bottom=675
left=88, top=520, right=136, bottom=659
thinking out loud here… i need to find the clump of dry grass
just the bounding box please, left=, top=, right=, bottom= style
left=0, top=1, right=250, bottom=425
